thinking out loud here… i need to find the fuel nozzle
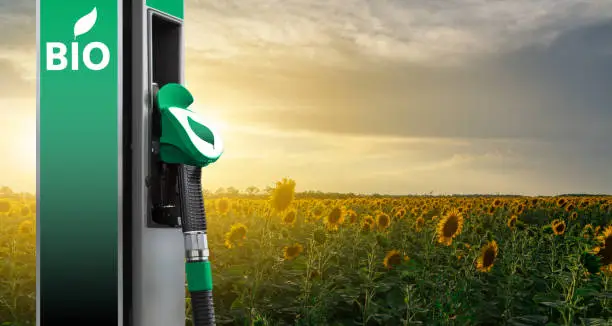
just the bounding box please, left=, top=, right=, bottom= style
left=156, top=83, right=223, bottom=326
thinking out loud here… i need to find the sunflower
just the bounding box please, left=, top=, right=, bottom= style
left=551, top=219, right=566, bottom=236
left=569, top=212, right=578, bottom=220
left=507, top=215, right=518, bottom=229
left=579, top=200, right=589, bottom=209
left=224, top=223, right=247, bottom=248
left=394, top=207, right=407, bottom=219
left=437, top=208, right=464, bottom=246
left=565, top=203, right=576, bottom=213
left=415, top=216, right=425, bottom=232
left=325, top=206, right=346, bottom=230
left=361, top=215, right=375, bottom=231
left=594, top=226, right=612, bottom=270
left=0, top=199, right=11, bottom=213
left=383, top=249, right=408, bottom=269
left=557, top=198, right=567, bottom=208
left=283, top=243, right=303, bottom=260
left=18, top=220, right=34, bottom=234
left=492, top=199, right=502, bottom=208
left=515, top=204, right=524, bottom=215
left=376, top=212, right=391, bottom=230
left=487, top=205, right=496, bottom=214
left=270, top=178, right=296, bottom=212
left=282, top=210, right=297, bottom=226
left=476, top=240, right=498, bottom=272
left=217, top=197, right=231, bottom=215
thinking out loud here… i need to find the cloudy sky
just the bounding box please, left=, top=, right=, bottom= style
left=2, top=0, right=612, bottom=195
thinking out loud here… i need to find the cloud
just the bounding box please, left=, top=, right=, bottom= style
left=0, top=59, right=35, bottom=98
left=185, top=0, right=612, bottom=64
left=186, top=17, right=612, bottom=144
left=0, top=0, right=35, bottom=49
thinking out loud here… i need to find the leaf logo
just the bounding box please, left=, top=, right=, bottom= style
left=73, top=7, right=97, bottom=40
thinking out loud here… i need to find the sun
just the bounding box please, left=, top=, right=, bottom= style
left=9, top=118, right=36, bottom=173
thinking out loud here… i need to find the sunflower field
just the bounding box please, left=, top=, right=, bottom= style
left=2, top=179, right=612, bottom=325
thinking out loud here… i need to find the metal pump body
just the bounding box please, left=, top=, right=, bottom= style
left=129, top=2, right=223, bottom=326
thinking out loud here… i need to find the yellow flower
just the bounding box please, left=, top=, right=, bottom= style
left=361, top=215, right=375, bottom=231
left=476, top=240, right=499, bottom=273
left=376, top=212, right=391, bottom=230
left=551, top=219, right=566, bottom=236
left=383, top=249, right=407, bottom=269
left=437, top=208, right=464, bottom=246
left=216, top=197, right=231, bottom=215
left=270, top=178, right=296, bottom=212
left=283, top=243, right=303, bottom=260
left=18, top=220, right=34, bottom=234
left=507, top=215, right=518, bottom=229
left=415, top=216, right=425, bottom=232
left=594, top=226, right=612, bottom=271
left=282, top=210, right=297, bottom=226
left=346, top=209, right=358, bottom=224
left=224, top=223, right=247, bottom=248
left=325, top=206, right=345, bottom=230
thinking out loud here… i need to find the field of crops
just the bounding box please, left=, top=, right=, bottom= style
left=1, top=179, right=612, bottom=325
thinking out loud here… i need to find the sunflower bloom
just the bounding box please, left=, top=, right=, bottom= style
left=376, top=212, right=391, bottom=230
left=283, top=243, right=304, bottom=260
left=18, top=220, right=34, bottom=234
left=383, top=249, right=408, bottom=269
left=594, top=226, right=612, bottom=272
left=270, top=178, right=296, bottom=212
left=492, top=199, right=502, bottom=208
left=217, top=197, right=231, bottom=215
left=325, top=206, right=345, bottom=230
left=282, top=210, right=297, bottom=226
left=557, top=198, right=567, bottom=207
left=415, top=216, right=425, bottom=232
left=507, top=215, right=518, bottom=229
left=551, top=219, right=566, bottom=236
left=437, top=208, right=464, bottom=246
left=476, top=240, right=499, bottom=272
left=224, top=223, right=247, bottom=248
left=361, top=215, right=375, bottom=231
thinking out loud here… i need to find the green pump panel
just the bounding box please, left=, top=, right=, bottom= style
left=38, top=0, right=222, bottom=325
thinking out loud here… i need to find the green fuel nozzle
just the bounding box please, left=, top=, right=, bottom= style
left=156, top=83, right=223, bottom=326
left=157, top=83, right=224, bottom=167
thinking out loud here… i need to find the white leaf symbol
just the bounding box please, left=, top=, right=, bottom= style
left=73, top=7, right=97, bottom=40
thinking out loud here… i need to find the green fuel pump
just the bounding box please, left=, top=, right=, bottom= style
left=154, top=83, right=223, bottom=326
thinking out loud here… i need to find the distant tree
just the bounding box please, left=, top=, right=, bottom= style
left=245, top=186, right=260, bottom=196
left=215, top=187, right=226, bottom=195
left=226, top=187, right=240, bottom=196
left=0, top=186, right=13, bottom=196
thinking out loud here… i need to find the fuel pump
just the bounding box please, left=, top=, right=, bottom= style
left=38, top=0, right=223, bottom=325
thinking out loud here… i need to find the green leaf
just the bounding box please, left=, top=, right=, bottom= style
left=507, top=315, right=549, bottom=326
left=575, top=287, right=600, bottom=298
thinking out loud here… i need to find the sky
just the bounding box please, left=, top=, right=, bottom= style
left=1, top=0, right=612, bottom=195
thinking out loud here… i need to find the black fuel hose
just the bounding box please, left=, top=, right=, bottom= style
left=178, top=164, right=215, bottom=326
